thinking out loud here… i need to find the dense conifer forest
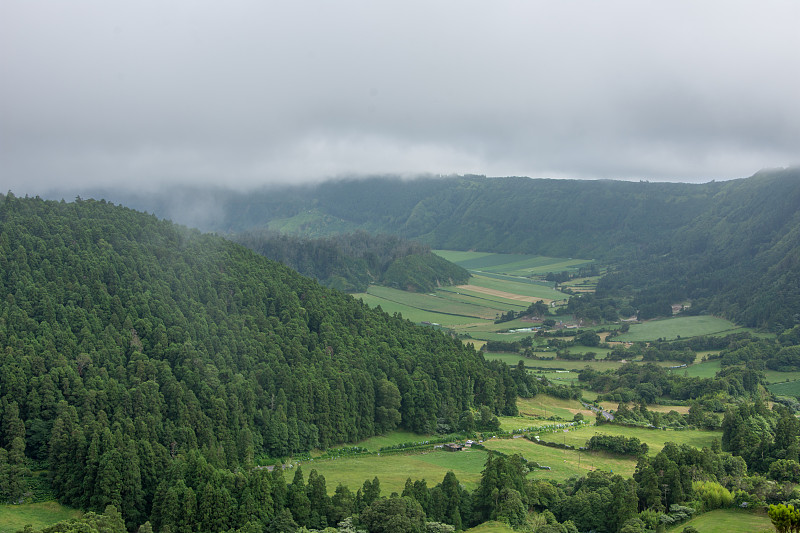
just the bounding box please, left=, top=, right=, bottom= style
left=231, top=231, right=469, bottom=293
left=85, top=168, right=800, bottom=330
left=6, top=170, right=800, bottom=532
left=0, top=194, right=521, bottom=530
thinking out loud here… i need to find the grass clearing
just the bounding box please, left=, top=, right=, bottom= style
left=0, top=502, right=81, bottom=533
left=665, top=508, right=772, bottom=532
left=465, top=521, right=516, bottom=533
left=615, top=316, right=742, bottom=342
left=767, top=380, right=800, bottom=397
left=516, top=396, right=591, bottom=420
left=482, top=437, right=636, bottom=481
left=296, top=448, right=490, bottom=495
left=563, top=424, right=721, bottom=454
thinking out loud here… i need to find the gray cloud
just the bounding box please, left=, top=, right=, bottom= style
left=2, top=1, right=799, bottom=194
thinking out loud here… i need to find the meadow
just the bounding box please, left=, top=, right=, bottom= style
left=614, top=316, right=744, bottom=342
left=433, top=251, right=594, bottom=277
left=294, top=447, right=490, bottom=495
left=665, top=508, right=772, bottom=532
left=481, top=437, right=637, bottom=481
left=0, top=502, right=81, bottom=533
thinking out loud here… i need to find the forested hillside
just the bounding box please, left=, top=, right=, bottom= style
left=0, top=194, right=517, bottom=528
left=82, top=168, right=800, bottom=330
left=231, top=230, right=469, bottom=293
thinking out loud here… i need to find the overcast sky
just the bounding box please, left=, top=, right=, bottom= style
left=2, top=1, right=800, bottom=194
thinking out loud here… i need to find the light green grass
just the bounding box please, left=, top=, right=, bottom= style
left=615, top=316, right=742, bottom=342
left=482, top=437, right=636, bottom=481
left=297, top=448, right=489, bottom=495
left=468, top=275, right=564, bottom=300
left=464, top=521, right=516, bottom=533
left=516, top=396, right=589, bottom=420
left=366, top=286, right=501, bottom=318
left=437, top=288, right=529, bottom=311
left=665, top=508, right=772, bottom=532
left=0, top=502, right=82, bottom=533
left=684, top=360, right=721, bottom=379
left=331, top=430, right=434, bottom=452
left=354, top=292, right=489, bottom=326
left=767, top=380, right=800, bottom=397
left=434, top=251, right=593, bottom=277
left=563, top=424, right=721, bottom=454
left=764, top=369, right=800, bottom=384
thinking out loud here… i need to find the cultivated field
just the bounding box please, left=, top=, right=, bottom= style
left=0, top=502, right=81, bottom=533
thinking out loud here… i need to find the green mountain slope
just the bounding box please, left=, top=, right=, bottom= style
left=57, top=168, right=800, bottom=329
left=231, top=230, right=469, bottom=293
left=0, top=194, right=517, bottom=525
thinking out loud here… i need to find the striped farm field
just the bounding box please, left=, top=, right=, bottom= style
left=465, top=275, right=565, bottom=301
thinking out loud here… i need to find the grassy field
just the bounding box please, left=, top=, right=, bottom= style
left=615, top=316, right=743, bottom=342
left=666, top=508, right=772, bottom=532
left=0, top=502, right=81, bottom=533
left=516, top=396, right=591, bottom=420
left=767, top=380, right=800, bottom=397
left=482, top=437, right=637, bottom=481
left=295, top=448, right=490, bottom=495
left=466, top=275, right=565, bottom=301
left=562, top=424, right=721, bottom=454
left=434, top=251, right=594, bottom=277
left=465, top=521, right=516, bottom=533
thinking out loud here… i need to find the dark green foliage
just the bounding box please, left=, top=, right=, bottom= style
left=233, top=230, right=469, bottom=293
left=360, top=495, right=427, bottom=533
left=586, top=434, right=648, bottom=456
left=0, top=195, right=509, bottom=526
left=83, top=169, right=800, bottom=330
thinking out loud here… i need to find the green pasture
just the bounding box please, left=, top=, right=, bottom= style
left=665, top=508, right=772, bottom=532
left=434, top=251, right=593, bottom=277
left=614, top=316, right=742, bottom=342
left=0, top=502, right=81, bottom=533
left=767, top=380, right=800, bottom=397
left=355, top=292, right=472, bottom=326
left=296, top=448, right=489, bottom=495
left=683, top=360, right=721, bottom=379
left=481, top=437, right=636, bottom=482
left=764, top=369, right=800, bottom=384
left=562, top=425, right=721, bottom=454
left=437, top=287, right=529, bottom=311
left=329, top=430, right=433, bottom=452
left=465, top=521, right=516, bottom=533
left=516, top=396, right=589, bottom=420
left=366, top=286, right=500, bottom=319
left=468, top=275, right=565, bottom=301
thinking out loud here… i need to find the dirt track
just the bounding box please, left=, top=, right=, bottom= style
left=455, top=284, right=551, bottom=304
